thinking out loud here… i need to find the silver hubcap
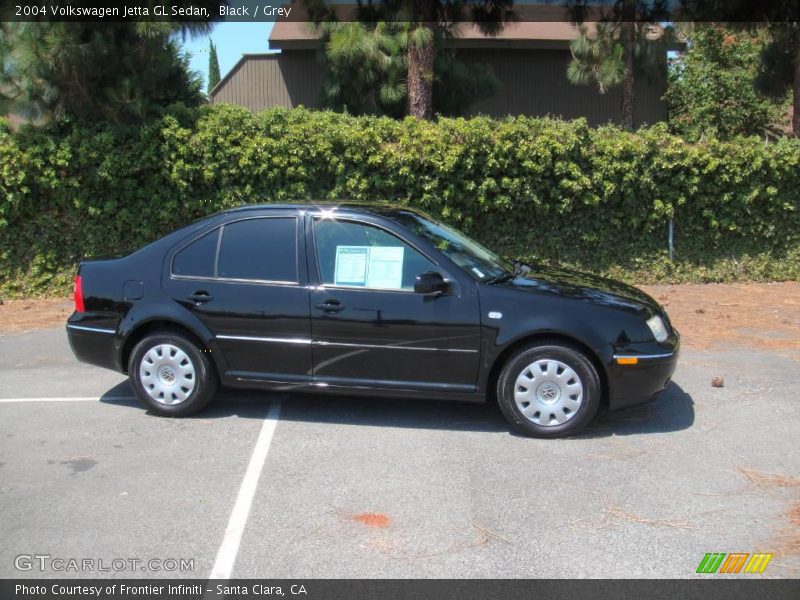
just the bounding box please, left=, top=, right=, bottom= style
left=139, top=344, right=196, bottom=405
left=514, top=358, right=583, bottom=427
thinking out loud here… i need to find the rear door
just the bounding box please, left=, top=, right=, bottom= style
left=164, top=212, right=312, bottom=384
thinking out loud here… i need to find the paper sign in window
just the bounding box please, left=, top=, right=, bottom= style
left=365, top=246, right=404, bottom=289
left=334, top=246, right=368, bottom=286
left=334, top=245, right=405, bottom=289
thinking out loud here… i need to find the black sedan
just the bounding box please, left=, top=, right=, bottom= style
left=67, top=203, right=679, bottom=437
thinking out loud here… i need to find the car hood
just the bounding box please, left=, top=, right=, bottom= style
left=495, top=265, right=661, bottom=315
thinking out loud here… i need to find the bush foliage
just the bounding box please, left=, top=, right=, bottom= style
left=1, top=105, right=798, bottom=297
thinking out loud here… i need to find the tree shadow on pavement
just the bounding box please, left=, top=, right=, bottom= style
left=99, top=380, right=694, bottom=438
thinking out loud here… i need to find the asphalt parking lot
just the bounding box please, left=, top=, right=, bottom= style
left=1, top=325, right=799, bottom=579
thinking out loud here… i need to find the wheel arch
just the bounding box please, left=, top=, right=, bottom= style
left=486, top=332, right=609, bottom=406
left=121, top=319, right=220, bottom=376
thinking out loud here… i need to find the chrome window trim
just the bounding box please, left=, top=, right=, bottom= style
left=213, top=222, right=224, bottom=278
left=314, top=284, right=417, bottom=295
left=169, top=215, right=300, bottom=285
left=170, top=274, right=300, bottom=287
left=67, top=324, right=116, bottom=335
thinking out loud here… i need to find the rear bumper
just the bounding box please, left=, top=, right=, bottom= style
left=606, top=338, right=679, bottom=411
left=66, top=321, right=121, bottom=372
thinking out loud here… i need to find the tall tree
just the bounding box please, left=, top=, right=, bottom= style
left=664, top=25, right=788, bottom=140
left=207, top=39, right=221, bottom=94
left=317, top=21, right=407, bottom=116
left=316, top=20, right=500, bottom=117
left=432, top=48, right=501, bottom=116
left=567, top=0, right=670, bottom=130
left=756, top=23, right=800, bottom=137
left=308, top=0, right=515, bottom=120
left=0, top=23, right=14, bottom=118
left=0, top=4, right=217, bottom=123
left=679, top=1, right=800, bottom=137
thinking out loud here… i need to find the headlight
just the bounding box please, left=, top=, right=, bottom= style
left=646, top=315, right=669, bottom=342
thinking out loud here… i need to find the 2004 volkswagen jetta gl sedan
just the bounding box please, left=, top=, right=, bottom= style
left=67, top=203, right=678, bottom=437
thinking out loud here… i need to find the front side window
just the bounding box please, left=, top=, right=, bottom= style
left=314, top=219, right=435, bottom=290
left=217, top=217, right=297, bottom=282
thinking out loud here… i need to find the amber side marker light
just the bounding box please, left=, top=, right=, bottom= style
left=616, top=357, right=639, bottom=365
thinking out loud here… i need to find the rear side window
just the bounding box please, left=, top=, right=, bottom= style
left=217, top=218, right=297, bottom=282
left=172, top=230, right=219, bottom=278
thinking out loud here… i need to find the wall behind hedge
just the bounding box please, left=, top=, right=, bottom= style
left=1, top=104, right=799, bottom=296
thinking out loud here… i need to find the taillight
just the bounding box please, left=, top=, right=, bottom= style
left=73, top=275, right=85, bottom=313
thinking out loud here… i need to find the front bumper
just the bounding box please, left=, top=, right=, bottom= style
left=606, top=333, right=680, bottom=410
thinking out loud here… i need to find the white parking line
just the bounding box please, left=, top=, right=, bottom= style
left=1, top=393, right=281, bottom=578
left=0, top=396, right=134, bottom=403
left=209, top=400, right=282, bottom=579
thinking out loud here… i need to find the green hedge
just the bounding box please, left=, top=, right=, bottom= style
left=1, top=104, right=799, bottom=297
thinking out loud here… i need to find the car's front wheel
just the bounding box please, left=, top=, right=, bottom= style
left=128, top=332, right=217, bottom=417
left=496, top=341, right=601, bottom=438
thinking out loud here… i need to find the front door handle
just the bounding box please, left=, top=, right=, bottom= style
left=315, top=299, right=344, bottom=313
left=187, top=291, right=213, bottom=304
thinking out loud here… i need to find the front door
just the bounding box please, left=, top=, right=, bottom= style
left=308, top=216, right=481, bottom=392
left=164, top=214, right=312, bottom=383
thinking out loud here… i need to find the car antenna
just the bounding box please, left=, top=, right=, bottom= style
left=231, top=189, right=247, bottom=206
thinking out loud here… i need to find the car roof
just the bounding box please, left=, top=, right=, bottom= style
left=215, top=201, right=427, bottom=219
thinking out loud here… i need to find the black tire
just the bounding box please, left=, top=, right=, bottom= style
left=128, top=331, right=218, bottom=417
left=496, top=341, right=601, bottom=438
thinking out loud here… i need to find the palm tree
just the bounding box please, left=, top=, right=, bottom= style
left=308, top=0, right=515, bottom=120
left=393, top=1, right=515, bottom=120
left=314, top=21, right=407, bottom=116
left=567, top=0, right=670, bottom=130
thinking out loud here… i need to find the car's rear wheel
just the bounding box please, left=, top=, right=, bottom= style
left=128, top=332, right=217, bottom=417
left=496, top=342, right=601, bottom=438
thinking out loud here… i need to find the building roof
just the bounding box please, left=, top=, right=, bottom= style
left=270, top=20, right=591, bottom=50
left=270, top=2, right=672, bottom=51
left=270, top=2, right=601, bottom=49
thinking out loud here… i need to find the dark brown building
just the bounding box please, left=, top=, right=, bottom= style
left=210, top=19, right=670, bottom=127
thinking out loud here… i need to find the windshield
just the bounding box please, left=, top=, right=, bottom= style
left=393, top=212, right=514, bottom=282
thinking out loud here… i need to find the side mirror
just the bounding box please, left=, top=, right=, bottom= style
left=414, top=271, right=448, bottom=295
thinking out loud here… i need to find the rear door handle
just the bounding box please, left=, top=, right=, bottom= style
left=315, top=299, right=344, bottom=313
left=187, top=292, right=213, bottom=304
